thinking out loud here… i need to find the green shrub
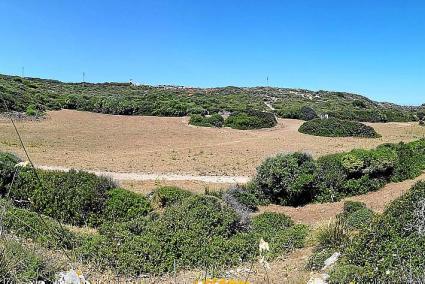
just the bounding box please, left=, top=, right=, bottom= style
left=224, top=110, right=277, bottom=130
left=254, top=153, right=316, bottom=206
left=0, top=199, right=77, bottom=249
left=0, top=152, right=20, bottom=194
left=103, top=188, right=152, bottom=222
left=298, top=118, right=380, bottom=138
left=189, top=114, right=224, bottom=128
left=299, top=106, right=318, bottom=121
left=0, top=238, right=57, bottom=283
left=150, top=186, right=193, bottom=208
left=343, top=207, right=374, bottom=230
left=342, top=200, right=366, bottom=215
left=223, top=187, right=260, bottom=212
left=328, top=264, right=365, bottom=284
left=328, top=182, right=425, bottom=282
left=79, top=195, right=308, bottom=275
left=251, top=212, right=294, bottom=237
left=8, top=168, right=115, bottom=226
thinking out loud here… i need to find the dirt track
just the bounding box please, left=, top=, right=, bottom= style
left=1, top=110, right=424, bottom=177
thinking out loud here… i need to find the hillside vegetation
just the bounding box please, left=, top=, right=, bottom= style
left=0, top=155, right=308, bottom=280
left=308, top=182, right=425, bottom=283
left=298, top=118, right=381, bottom=138
left=249, top=139, right=425, bottom=206
left=0, top=74, right=423, bottom=123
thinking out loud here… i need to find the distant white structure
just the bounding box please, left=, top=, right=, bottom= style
left=320, top=113, right=329, bottom=119
left=129, top=79, right=141, bottom=86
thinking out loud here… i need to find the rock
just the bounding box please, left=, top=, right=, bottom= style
left=322, top=252, right=340, bottom=270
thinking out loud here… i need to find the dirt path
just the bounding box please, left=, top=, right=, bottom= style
left=37, top=165, right=250, bottom=184
left=259, top=172, right=425, bottom=227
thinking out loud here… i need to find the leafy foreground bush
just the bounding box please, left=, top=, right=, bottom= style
left=224, top=110, right=277, bottom=130
left=254, top=153, right=316, bottom=206
left=0, top=152, right=20, bottom=194
left=298, top=118, right=380, bottom=138
left=252, top=139, right=425, bottom=205
left=189, top=114, right=224, bottom=128
left=0, top=237, right=58, bottom=283
left=327, top=182, right=425, bottom=283
left=0, top=199, right=77, bottom=250
left=78, top=194, right=308, bottom=275
left=7, top=168, right=116, bottom=227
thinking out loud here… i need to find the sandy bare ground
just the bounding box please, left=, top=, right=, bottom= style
left=37, top=165, right=249, bottom=184
left=1, top=110, right=424, bottom=177
left=260, top=172, right=425, bottom=227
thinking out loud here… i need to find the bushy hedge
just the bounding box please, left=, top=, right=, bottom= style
left=254, top=153, right=316, bottom=206
left=103, top=188, right=152, bottom=222
left=189, top=114, right=224, bottom=128
left=150, top=186, right=193, bottom=208
left=252, top=139, right=425, bottom=205
left=7, top=168, right=116, bottom=227
left=328, top=182, right=425, bottom=283
left=298, top=118, right=380, bottom=138
left=224, top=110, right=277, bottom=130
left=78, top=192, right=308, bottom=275
left=0, top=199, right=77, bottom=250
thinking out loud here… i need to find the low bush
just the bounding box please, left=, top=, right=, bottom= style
left=103, top=188, right=152, bottom=222
left=299, top=106, right=318, bottom=121
left=298, top=118, right=380, bottom=138
left=253, top=153, right=316, bottom=206
left=8, top=168, right=116, bottom=226
left=327, top=182, right=425, bottom=283
left=0, top=238, right=58, bottom=283
left=0, top=199, right=77, bottom=249
left=189, top=114, right=224, bottom=128
left=0, top=152, right=20, bottom=194
left=222, top=186, right=260, bottom=212
left=78, top=195, right=308, bottom=275
left=224, top=110, right=277, bottom=130
left=150, top=186, right=193, bottom=208
left=253, top=139, right=425, bottom=205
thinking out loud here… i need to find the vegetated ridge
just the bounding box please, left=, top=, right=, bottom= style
left=0, top=73, right=424, bottom=123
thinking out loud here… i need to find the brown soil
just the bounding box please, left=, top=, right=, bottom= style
left=259, top=172, right=425, bottom=227
left=1, top=110, right=424, bottom=177
left=120, top=180, right=231, bottom=195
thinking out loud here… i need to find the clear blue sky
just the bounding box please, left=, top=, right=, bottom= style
left=0, top=1, right=424, bottom=105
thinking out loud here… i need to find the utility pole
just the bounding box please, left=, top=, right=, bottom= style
left=266, top=76, right=269, bottom=87
left=82, top=72, right=85, bottom=87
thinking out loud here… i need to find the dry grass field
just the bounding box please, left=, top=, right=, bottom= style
left=1, top=109, right=424, bottom=178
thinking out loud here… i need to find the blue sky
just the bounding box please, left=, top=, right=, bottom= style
left=0, top=1, right=424, bottom=105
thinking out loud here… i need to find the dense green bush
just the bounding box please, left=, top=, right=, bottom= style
left=103, top=188, right=152, bottom=222
left=0, top=152, right=20, bottom=194
left=0, top=199, right=77, bottom=249
left=329, top=182, right=425, bottom=283
left=253, top=153, right=316, bottom=206
left=299, top=106, right=318, bottom=121
left=8, top=168, right=116, bottom=226
left=298, top=118, right=380, bottom=138
left=189, top=114, right=224, bottom=127
left=150, top=186, right=193, bottom=208
left=78, top=194, right=308, bottom=275
left=253, top=139, right=425, bottom=205
left=224, top=110, right=277, bottom=130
